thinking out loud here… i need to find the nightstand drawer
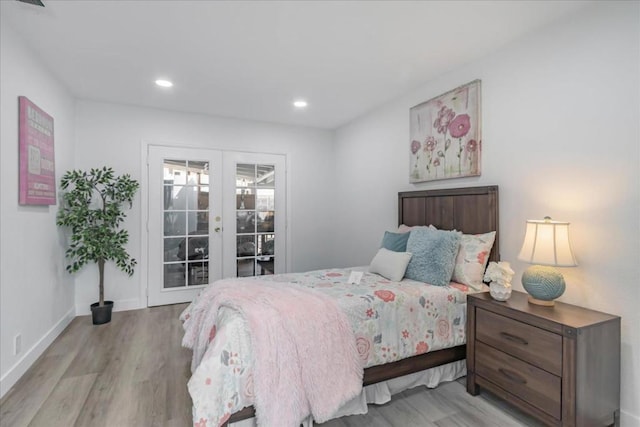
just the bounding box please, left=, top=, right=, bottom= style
left=475, top=308, right=562, bottom=375
left=475, top=341, right=561, bottom=420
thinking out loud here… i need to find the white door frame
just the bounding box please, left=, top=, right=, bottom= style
left=139, top=141, right=290, bottom=307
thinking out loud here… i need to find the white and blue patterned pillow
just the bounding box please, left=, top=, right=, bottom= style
left=452, top=231, right=496, bottom=290
left=404, top=227, right=461, bottom=286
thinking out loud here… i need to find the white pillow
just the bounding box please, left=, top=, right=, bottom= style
left=369, top=248, right=413, bottom=282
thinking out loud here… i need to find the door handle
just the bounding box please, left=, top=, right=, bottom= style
left=214, top=227, right=221, bottom=232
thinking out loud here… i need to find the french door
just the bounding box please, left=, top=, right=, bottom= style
left=147, top=145, right=285, bottom=306
left=222, top=151, right=286, bottom=278
left=147, top=146, right=223, bottom=306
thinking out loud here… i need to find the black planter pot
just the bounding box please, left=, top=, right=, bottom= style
left=90, top=301, right=114, bottom=325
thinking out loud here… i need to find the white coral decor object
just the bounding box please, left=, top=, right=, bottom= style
left=484, top=261, right=514, bottom=301
left=484, top=261, right=515, bottom=285
left=489, top=281, right=512, bottom=301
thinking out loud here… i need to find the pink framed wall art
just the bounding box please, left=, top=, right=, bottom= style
left=19, top=96, right=56, bottom=205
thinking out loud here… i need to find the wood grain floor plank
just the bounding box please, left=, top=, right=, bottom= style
left=62, top=310, right=136, bottom=379
left=339, top=406, right=394, bottom=427
left=473, top=389, right=547, bottom=427
left=45, top=318, right=90, bottom=357
left=0, top=352, right=75, bottom=427
left=434, top=411, right=498, bottom=427
left=436, top=380, right=543, bottom=427
left=400, top=385, right=459, bottom=422
left=376, top=396, right=439, bottom=427
left=28, top=374, right=97, bottom=427
left=2, top=303, right=545, bottom=427
left=164, top=306, right=193, bottom=425
left=73, top=310, right=158, bottom=427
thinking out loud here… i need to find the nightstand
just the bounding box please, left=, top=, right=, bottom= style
left=467, top=291, right=620, bottom=427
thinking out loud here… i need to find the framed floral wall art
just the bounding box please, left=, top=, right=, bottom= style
left=409, top=80, right=481, bottom=183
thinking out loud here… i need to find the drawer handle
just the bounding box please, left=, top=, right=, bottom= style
left=500, top=332, right=528, bottom=346
left=498, top=368, right=528, bottom=385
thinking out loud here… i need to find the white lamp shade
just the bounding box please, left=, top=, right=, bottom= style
left=517, top=218, right=578, bottom=267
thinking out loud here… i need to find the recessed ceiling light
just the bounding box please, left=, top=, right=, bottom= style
left=293, top=100, right=308, bottom=108
left=155, top=79, right=173, bottom=88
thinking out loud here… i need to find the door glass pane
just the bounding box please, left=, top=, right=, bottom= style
left=257, top=164, right=275, bottom=187
left=186, top=212, right=200, bottom=234
left=236, top=211, right=255, bottom=234
left=164, top=186, right=186, bottom=210
left=164, top=212, right=186, bottom=236
left=197, top=187, right=209, bottom=210
left=258, top=234, right=274, bottom=256
left=164, top=264, right=185, bottom=288
left=237, top=188, right=255, bottom=210
left=236, top=164, right=255, bottom=186
left=256, top=189, right=274, bottom=211
left=186, top=236, right=208, bottom=260
left=235, top=162, right=275, bottom=277
left=188, top=261, right=208, bottom=285
left=196, top=211, right=209, bottom=232
left=189, top=161, right=209, bottom=181
left=256, top=211, right=274, bottom=233
left=162, top=158, right=211, bottom=289
left=164, top=237, right=183, bottom=262
left=164, top=160, right=187, bottom=185
left=185, top=186, right=199, bottom=211
left=256, top=257, right=274, bottom=276
left=237, top=235, right=255, bottom=257
left=237, top=259, right=254, bottom=277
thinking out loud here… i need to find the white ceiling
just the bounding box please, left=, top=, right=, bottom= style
left=2, top=0, right=590, bottom=129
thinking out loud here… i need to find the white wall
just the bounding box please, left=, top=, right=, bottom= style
left=73, top=101, right=335, bottom=314
left=0, top=19, right=76, bottom=397
left=2, top=1, right=638, bottom=422
left=332, top=2, right=639, bottom=425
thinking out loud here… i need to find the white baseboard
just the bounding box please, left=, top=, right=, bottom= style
left=74, top=297, right=144, bottom=316
left=621, top=409, right=640, bottom=427
left=0, top=307, right=75, bottom=398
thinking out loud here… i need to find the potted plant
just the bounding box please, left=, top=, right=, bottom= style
left=56, top=167, right=139, bottom=325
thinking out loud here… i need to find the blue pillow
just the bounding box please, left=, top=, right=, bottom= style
left=405, top=227, right=461, bottom=286
left=381, top=231, right=410, bottom=252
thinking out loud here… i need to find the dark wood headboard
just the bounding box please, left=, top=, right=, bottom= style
left=398, top=185, right=499, bottom=262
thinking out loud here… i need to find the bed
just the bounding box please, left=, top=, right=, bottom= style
left=182, top=185, right=499, bottom=427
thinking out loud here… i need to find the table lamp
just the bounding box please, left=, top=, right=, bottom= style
left=517, top=217, right=577, bottom=306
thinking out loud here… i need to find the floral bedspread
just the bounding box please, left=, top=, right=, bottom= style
left=181, top=268, right=477, bottom=427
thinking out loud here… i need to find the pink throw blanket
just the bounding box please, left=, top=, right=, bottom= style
left=182, top=279, right=363, bottom=427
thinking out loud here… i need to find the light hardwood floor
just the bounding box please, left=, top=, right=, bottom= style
left=0, top=304, right=544, bottom=427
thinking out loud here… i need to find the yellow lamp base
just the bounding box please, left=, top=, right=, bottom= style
left=527, top=295, right=555, bottom=306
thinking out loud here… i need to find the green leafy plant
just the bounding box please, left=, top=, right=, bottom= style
left=56, top=167, right=139, bottom=307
